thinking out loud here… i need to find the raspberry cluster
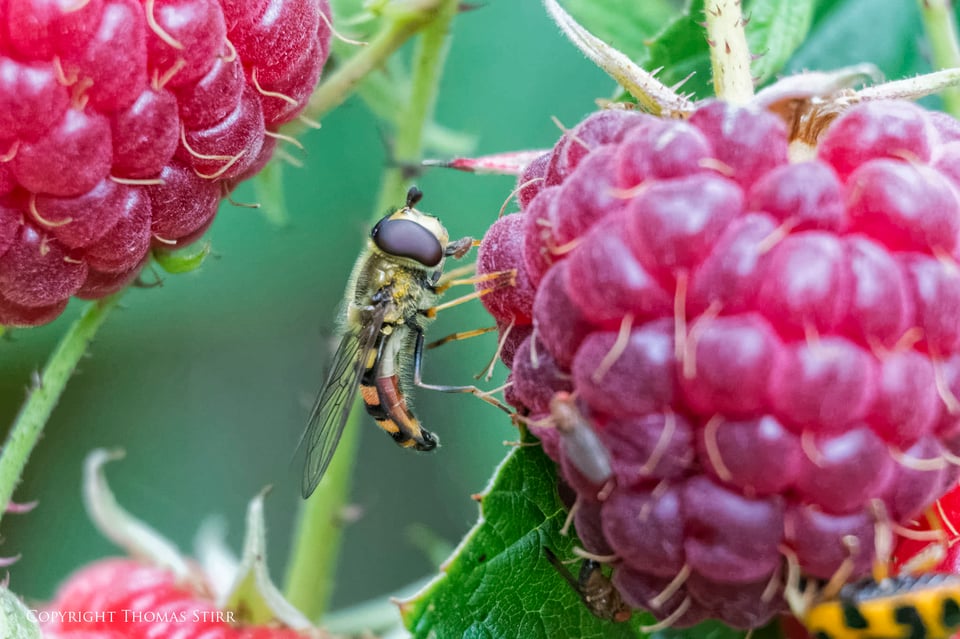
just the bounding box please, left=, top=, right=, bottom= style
left=478, top=101, right=960, bottom=628
left=0, top=0, right=331, bottom=326
left=42, top=558, right=307, bottom=639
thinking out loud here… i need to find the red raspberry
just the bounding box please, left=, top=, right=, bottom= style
left=479, top=101, right=960, bottom=628
left=0, top=0, right=331, bottom=326
left=42, top=557, right=311, bottom=639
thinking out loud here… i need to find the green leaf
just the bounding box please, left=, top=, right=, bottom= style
left=399, top=442, right=645, bottom=638
left=786, top=0, right=927, bottom=81
left=746, top=1, right=815, bottom=86
left=0, top=587, right=41, bottom=639
left=638, top=0, right=710, bottom=98
left=558, top=0, right=679, bottom=61
left=638, top=0, right=816, bottom=100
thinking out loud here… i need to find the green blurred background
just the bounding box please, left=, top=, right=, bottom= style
left=0, top=0, right=941, bottom=618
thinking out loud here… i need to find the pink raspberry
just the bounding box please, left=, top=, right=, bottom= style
left=42, top=557, right=311, bottom=639
left=478, top=101, right=960, bottom=628
left=0, top=0, right=331, bottom=326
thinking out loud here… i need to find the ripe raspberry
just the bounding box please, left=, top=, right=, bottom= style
left=41, top=557, right=310, bottom=639
left=0, top=0, right=332, bottom=326
left=479, top=101, right=960, bottom=628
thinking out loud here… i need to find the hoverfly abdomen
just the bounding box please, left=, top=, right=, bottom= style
left=364, top=373, right=438, bottom=451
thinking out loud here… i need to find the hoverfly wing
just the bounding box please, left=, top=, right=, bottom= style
left=301, top=307, right=384, bottom=498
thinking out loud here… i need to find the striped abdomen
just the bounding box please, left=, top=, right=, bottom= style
left=360, top=374, right=438, bottom=451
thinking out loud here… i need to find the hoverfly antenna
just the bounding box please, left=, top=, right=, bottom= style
left=406, top=186, right=424, bottom=208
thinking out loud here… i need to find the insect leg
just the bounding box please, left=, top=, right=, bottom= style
left=423, top=289, right=495, bottom=318
left=423, top=271, right=517, bottom=319
left=435, top=262, right=477, bottom=287
left=412, top=327, right=512, bottom=414
left=427, top=325, right=498, bottom=349
left=434, top=268, right=516, bottom=295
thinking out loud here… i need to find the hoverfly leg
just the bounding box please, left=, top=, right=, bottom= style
left=426, top=325, right=498, bottom=350
left=424, top=287, right=495, bottom=318
left=435, top=262, right=477, bottom=287
left=433, top=268, right=515, bottom=296
left=412, top=328, right=512, bottom=415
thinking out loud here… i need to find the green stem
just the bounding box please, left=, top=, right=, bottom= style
left=283, top=406, right=362, bottom=620
left=283, top=0, right=459, bottom=622
left=705, top=0, right=754, bottom=104
left=300, top=0, right=452, bottom=125
left=375, top=0, right=458, bottom=212
left=0, top=294, right=120, bottom=528
left=917, top=0, right=960, bottom=117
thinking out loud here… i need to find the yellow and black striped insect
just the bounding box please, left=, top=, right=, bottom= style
left=300, top=186, right=507, bottom=498
left=543, top=547, right=632, bottom=623
left=797, top=573, right=960, bottom=639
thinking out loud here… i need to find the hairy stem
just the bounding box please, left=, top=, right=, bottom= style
left=283, top=407, right=363, bottom=620
left=302, top=0, right=452, bottom=124
left=376, top=0, right=458, bottom=212
left=917, top=0, right=960, bottom=117
left=283, top=0, right=459, bottom=622
left=0, top=294, right=121, bottom=528
left=542, top=0, right=693, bottom=116
left=705, top=0, right=755, bottom=104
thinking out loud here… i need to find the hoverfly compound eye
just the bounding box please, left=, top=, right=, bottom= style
left=370, top=216, right=385, bottom=240
left=372, top=218, right=444, bottom=266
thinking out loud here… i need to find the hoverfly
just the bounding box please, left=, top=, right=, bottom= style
left=301, top=187, right=509, bottom=498
left=784, top=535, right=960, bottom=639
left=543, top=546, right=632, bottom=623
left=797, top=573, right=960, bottom=639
